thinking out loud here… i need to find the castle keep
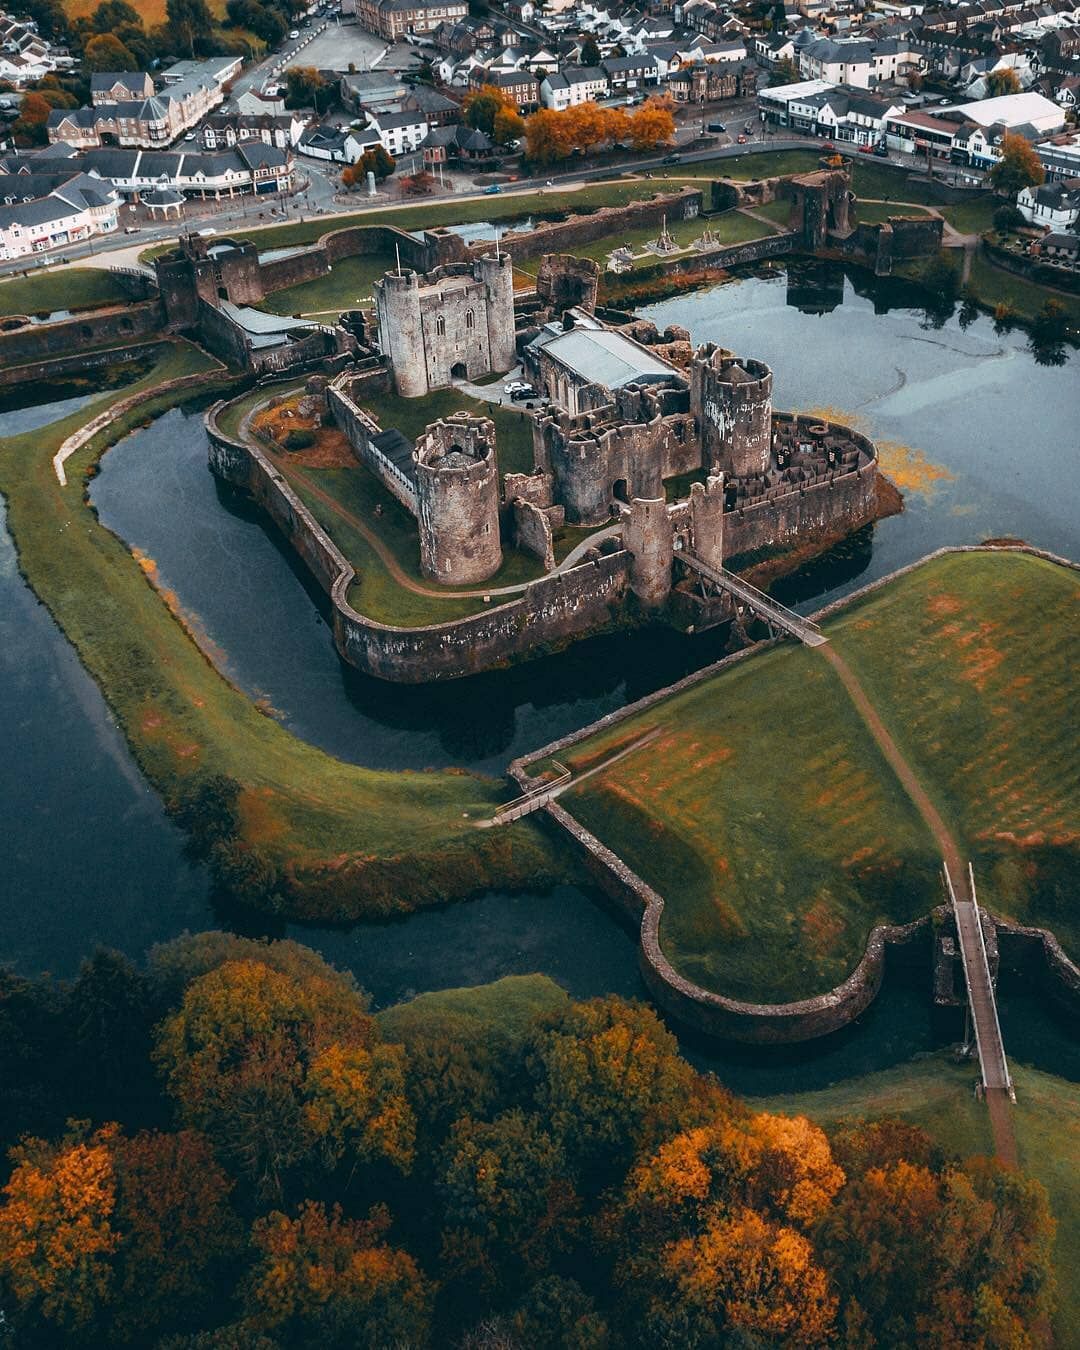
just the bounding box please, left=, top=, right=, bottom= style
left=374, top=253, right=515, bottom=397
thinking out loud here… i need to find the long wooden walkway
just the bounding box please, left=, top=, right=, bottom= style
left=681, top=552, right=828, bottom=647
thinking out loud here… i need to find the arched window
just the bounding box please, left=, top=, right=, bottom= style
left=465, top=309, right=475, bottom=330
left=435, top=314, right=446, bottom=336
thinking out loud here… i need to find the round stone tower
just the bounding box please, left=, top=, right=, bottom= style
left=690, top=343, right=773, bottom=479
left=375, top=269, right=426, bottom=398
left=624, top=497, right=673, bottom=608
left=476, top=251, right=516, bottom=375
left=414, top=415, right=503, bottom=585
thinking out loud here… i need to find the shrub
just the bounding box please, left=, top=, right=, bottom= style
left=283, top=428, right=316, bottom=451
left=993, top=204, right=1024, bottom=235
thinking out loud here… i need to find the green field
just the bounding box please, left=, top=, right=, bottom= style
left=0, top=349, right=555, bottom=922
left=549, top=552, right=1079, bottom=1002
left=966, top=249, right=1080, bottom=326
left=376, top=974, right=568, bottom=1045
left=752, top=1055, right=1080, bottom=1342
left=0, top=267, right=130, bottom=317
left=852, top=201, right=935, bottom=225
left=258, top=252, right=395, bottom=317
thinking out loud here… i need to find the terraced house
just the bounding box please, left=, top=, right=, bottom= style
left=355, top=0, right=467, bottom=40
left=0, top=169, right=119, bottom=260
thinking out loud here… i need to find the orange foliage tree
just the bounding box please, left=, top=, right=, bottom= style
left=153, top=959, right=413, bottom=1198
left=524, top=107, right=575, bottom=165
left=628, top=98, right=676, bottom=152
left=243, top=1200, right=433, bottom=1345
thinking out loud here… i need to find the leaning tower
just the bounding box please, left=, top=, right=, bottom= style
left=690, top=343, right=773, bottom=479
left=375, top=269, right=426, bottom=397
left=413, top=415, right=503, bottom=585
left=476, top=251, right=516, bottom=375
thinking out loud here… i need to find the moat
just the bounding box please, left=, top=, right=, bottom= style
left=2, top=265, right=1078, bottom=1093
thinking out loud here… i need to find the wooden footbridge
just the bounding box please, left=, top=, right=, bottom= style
left=946, top=862, right=1015, bottom=1106
left=680, top=551, right=827, bottom=647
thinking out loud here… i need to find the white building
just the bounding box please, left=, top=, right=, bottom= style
left=1018, top=181, right=1080, bottom=228
left=0, top=170, right=120, bottom=260
left=367, top=109, right=429, bottom=157
left=540, top=66, right=610, bottom=109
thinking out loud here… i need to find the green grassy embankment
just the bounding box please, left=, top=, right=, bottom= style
left=376, top=974, right=568, bottom=1045
left=828, top=550, right=1080, bottom=947
left=752, top=1055, right=1080, bottom=1342
left=0, top=267, right=131, bottom=317
left=0, top=346, right=559, bottom=921
left=965, top=249, right=1080, bottom=326
left=549, top=552, right=1078, bottom=1004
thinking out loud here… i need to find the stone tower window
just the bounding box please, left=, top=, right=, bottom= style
left=465, top=309, right=475, bottom=330
left=435, top=314, right=446, bottom=336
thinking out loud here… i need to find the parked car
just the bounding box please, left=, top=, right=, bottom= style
left=873, top=142, right=889, bottom=158
left=736, top=134, right=747, bottom=144
left=289, top=28, right=299, bottom=38
left=511, top=385, right=536, bottom=402
left=707, top=122, right=725, bottom=134
left=661, top=153, right=680, bottom=164
left=503, top=380, right=526, bottom=394
left=858, top=142, right=874, bottom=153
left=483, top=184, right=502, bottom=195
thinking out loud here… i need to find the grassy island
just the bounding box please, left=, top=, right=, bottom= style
left=0, top=348, right=558, bottom=922
left=545, top=550, right=1079, bottom=1003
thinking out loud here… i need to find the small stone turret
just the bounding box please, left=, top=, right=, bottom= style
left=624, top=497, right=673, bottom=607
left=414, top=415, right=502, bottom=585
left=690, top=344, right=773, bottom=479
left=375, top=270, right=425, bottom=398
left=690, top=474, right=725, bottom=569
left=476, top=250, right=516, bottom=374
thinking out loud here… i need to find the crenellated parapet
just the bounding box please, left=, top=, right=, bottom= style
left=689, top=343, right=773, bottom=480
left=414, top=414, right=503, bottom=585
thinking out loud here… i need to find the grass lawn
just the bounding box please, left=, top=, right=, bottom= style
left=941, top=196, right=997, bottom=236
left=547, top=552, right=1078, bottom=1003
left=0, top=267, right=131, bottom=317
left=854, top=201, right=935, bottom=225
left=751, top=1054, right=1080, bottom=1342
left=685, top=149, right=824, bottom=182
left=746, top=198, right=794, bottom=227
left=376, top=973, right=568, bottom=1045
left=278, top=458, right=546, bottom=627
left=523, top=206, right=769, bottom=274
left=966, top=250, right=1080, bottom=325
left=0, top=347, right=555, bottom=921
left=828, top=551, right=1080, bottom=947
left=258, top=253, right=394, bottom=317
left=556, top=640, right=941, bottom=1004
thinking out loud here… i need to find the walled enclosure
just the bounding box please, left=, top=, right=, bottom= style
left=511, top=547, right=1080, bottom=1044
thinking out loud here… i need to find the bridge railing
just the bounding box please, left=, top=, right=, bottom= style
left=968, top=863, right=1014, bottom=1099
left=494, top=762, right=571, bottom=818
left=681, top=551, right=824, bottom=639
left=944, top=864, right=988, bottom=1083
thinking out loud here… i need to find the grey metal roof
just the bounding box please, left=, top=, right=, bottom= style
left=537, top=327, right=677, bottom=390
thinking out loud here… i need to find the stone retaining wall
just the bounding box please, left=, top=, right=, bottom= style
left=206, top=398, right=635, bottom=682
left=512, top=545, right=1080, bottom=1043
left=0, top=298, right=164, bottom=367
left=0, top=338, right=167, bottom=389
left=981, top=237, right=1080, bottom=297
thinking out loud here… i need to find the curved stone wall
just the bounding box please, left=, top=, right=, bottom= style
left=205, top=400, right=633, bottom=683
left=511, top=546, right=1080, bottom=1044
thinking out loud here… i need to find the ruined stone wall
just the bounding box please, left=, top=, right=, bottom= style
left=477, top=188, right=703, bottom=265
left=0, top=336, right=167, bottom=389
left=724, top=456, right=877, bottom=560
left=257, top=223, right=448, bottom=296
left=691, top=345, right=773, bottom=479
left=207, top=400, right=634, bottom=681
left=193, top=297, right=250, bottom=367
left=513, top=497, right=555, bottom=571
left=535, top=253, right=600, bottom=317
left=0, top=299, right=164, bottom=367
left=327, top=375, right=417, bottom=512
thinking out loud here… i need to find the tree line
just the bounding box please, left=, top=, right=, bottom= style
left=0, top=920, right=1056, bottom=1347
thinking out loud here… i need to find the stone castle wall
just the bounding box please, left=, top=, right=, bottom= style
left=206, top=402, right=634, bottom=683
left=0, top=299, right=165, bottom=368
left=724, top=452, right=878, bottom=560
left=0, top=337, right=167, bottom=389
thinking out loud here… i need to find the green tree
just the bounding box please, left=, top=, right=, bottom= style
left=579, top=34, right=601, bottom=67
left=770, top=56, right=800, bottom=86
left=989, top=131, right=1045, bottom=197
left=167, top=0, right=213, bottom=58
left=439, top=1110, right=578, bottom=1291
left=82, top=32, right=138, bottom=72
left=509, top=1275, right=609, bottom=1349
left=91, top=0, right=140, bottom=30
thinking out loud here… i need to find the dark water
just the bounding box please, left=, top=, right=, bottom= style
left=3, top=269, right=1077, bottom=1094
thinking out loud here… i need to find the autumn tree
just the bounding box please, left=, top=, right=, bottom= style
left=579, top=34, right=601, bottom=67
left=649, top=1207, right=838, bottom=1345
left=439, top=1110, right=578, bottom=1292
left=13, top=91, right=53, bottom=145
left=563, top=100, right=612, bottom=156
left=817, top=1157, right=1056, bottom=1345
left=154, top=959, right=412, bottom=1198
left=0, top=1126, right=118, bottom=1336
left=989, top=131, right=1045, bottom=197
left=82, top=32, right=137, bottom=70
left=986, top=67, right=1021, bottom=96
left=770, top=56, right=801, bottom=86
left=243, top=1200, right=433, bottom=1348
left=359, top=144, right=395, bottom=179
left=524, top=997, right=697, bottom=1184
left=524, top=107, right=574, bottom=165
left=627, top=98, right=676, bottom=152
left=493, top=105, right=525, bottom=147
left=464, top=83, right=516, bottom=136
